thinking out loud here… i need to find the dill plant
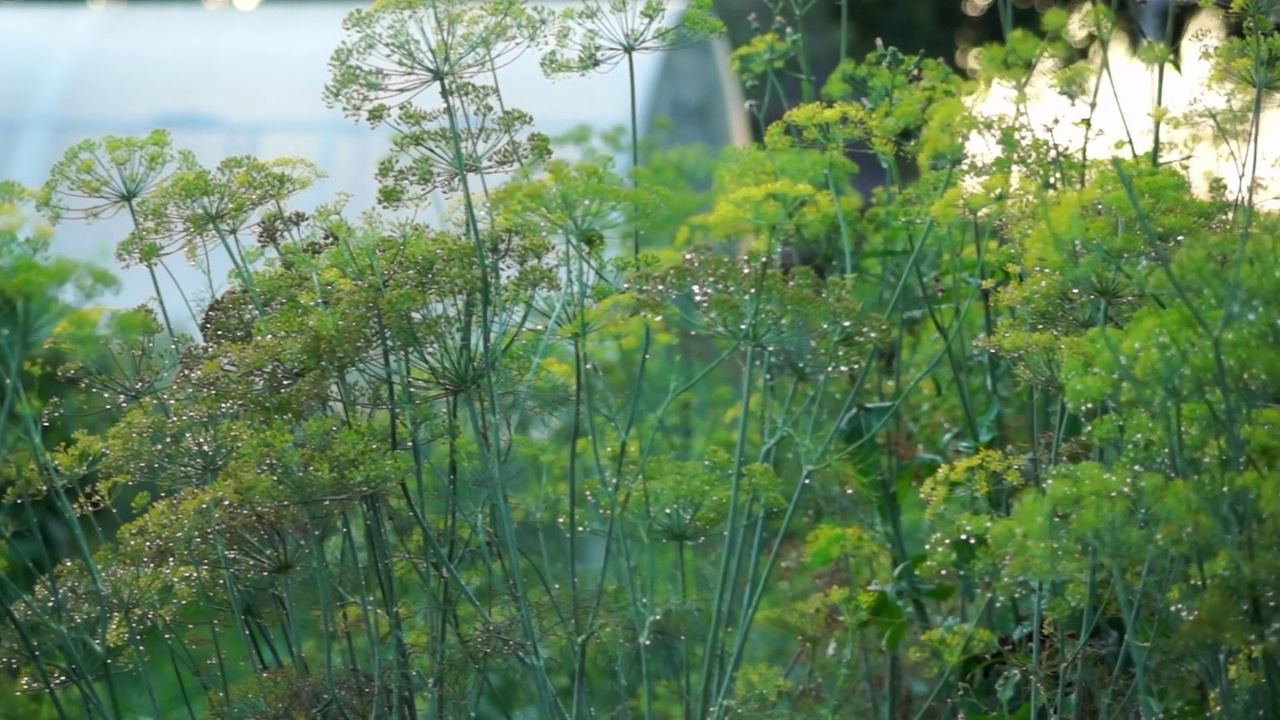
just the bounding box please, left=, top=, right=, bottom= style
left=3, top=1, right=1280, bottom=719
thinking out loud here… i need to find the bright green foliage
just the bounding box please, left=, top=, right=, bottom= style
left=5, top=1, right=1280, bottom=719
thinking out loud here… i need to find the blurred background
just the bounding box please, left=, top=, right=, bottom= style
left=0, top=0, right=1042, bottom=201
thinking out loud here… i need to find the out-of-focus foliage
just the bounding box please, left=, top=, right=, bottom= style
left=0, top=182, right=162, bottom=587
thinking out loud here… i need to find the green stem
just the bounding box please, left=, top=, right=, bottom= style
left=697, top=343, right=758, bottom=719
